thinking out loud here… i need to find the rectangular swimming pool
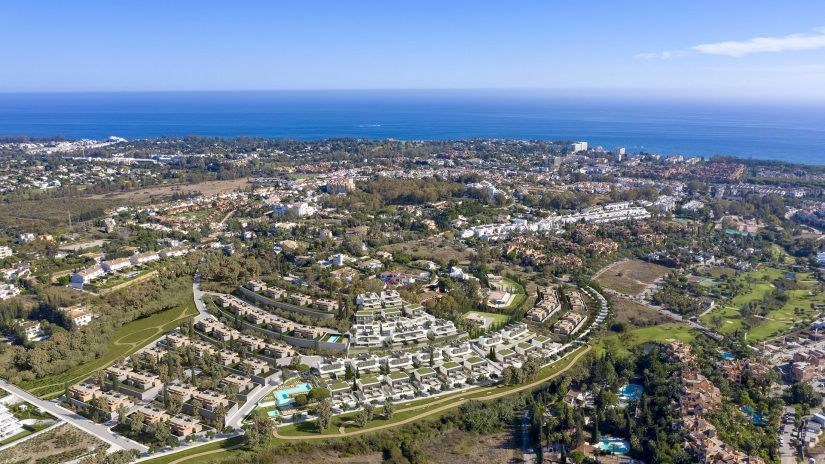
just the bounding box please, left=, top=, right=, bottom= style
left=274, top=383, right=312, bottom=406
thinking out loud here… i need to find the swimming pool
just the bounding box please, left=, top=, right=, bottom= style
left=619, top=384, right=643, bottom=401
left=720, top=351, right=736, bottom=360
left=597, top=437, right=630, bottom=454
left=740, top=405, right=768, bottom=426
left=274, top=383, right=312, bottom=406
left=326, top=335, right=340, bottom=343
left=267, top=410, right=279, bottom=417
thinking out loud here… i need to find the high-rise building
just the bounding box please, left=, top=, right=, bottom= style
left=569, top=142, right=588, bottom=153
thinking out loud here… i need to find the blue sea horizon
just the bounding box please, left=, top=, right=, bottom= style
left=0, top=90, right=823, bottom=165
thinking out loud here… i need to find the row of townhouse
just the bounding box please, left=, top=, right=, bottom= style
left=69, top=245, right=193, bottom=288
left=462, top=202, right=651, bottom=241
left=552, top=311, right=585, bottom=336
left=477, top=322, right=562, bottom=367
left=245, top=280, right=339, bottom=312
left=132, top=405, right=204, bottom=437
left=527, top=287, right=562, bottom=322
left=214, top=294, right=325, bottom=341
left=670, top=343, right=765, bottom=464
left=319, top=345, right=499, bottom=409
left=351, top=292, right=457, bottom=347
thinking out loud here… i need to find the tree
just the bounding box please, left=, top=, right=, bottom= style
left=243, top=411, right=271, bottom=449
left=315, top=400, right=332, bottom=433
left=116, top=405, right=129, bottom=426
left=130, top=412, right=145, bottom=435
left=383, top=398, right=395, bottom=420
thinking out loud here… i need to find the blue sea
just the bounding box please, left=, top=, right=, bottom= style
left=0, top=90, right=823, bottom=165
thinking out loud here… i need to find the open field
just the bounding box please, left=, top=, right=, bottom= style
left=382, top=235, right=474, bottom=265
left=0, top=423, right=105, bottom=464
left=700, top=267, right=823, bottom=342
left=595, top=259, right=672, bottom=296
left=20, top=299, right=198, bottom=399
left=612, top=296, right=670, bottom=327
left=597, top=322, right=697, bottom=357
left=0, top=197, right=119, bottom=232
left=87, top=177, right=251, bottom=202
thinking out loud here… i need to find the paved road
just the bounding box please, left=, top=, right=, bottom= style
left=521, top=410, right=537, bottom=464
left=0, top=379, right=148, bottom=453
left=225, top=382, right=279, bottom=429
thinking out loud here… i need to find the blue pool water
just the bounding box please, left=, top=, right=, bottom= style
left=275, top=383, right=312, bottom=406
left=267, top=410, right=279, bottom=417
left=327, top=335, right=340, bottom=343
left=619, top=384, right=643, bottom=401
left=740, top=405, right=768, bottom=426
left=598, top=437, right=630, bottom=454
left=720, top=351, right=736, bottom=360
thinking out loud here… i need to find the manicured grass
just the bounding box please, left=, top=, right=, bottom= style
left=464, top=311, right=509, bottom=326
left=596, top=322, right=697, bottom=357
left=0, top=428, right=33, bottom=446
left=21, top=299, right=198, bottom=399
left=700, top=266, right=823, bottom=342
left=138, top=436, right=246, bottom=464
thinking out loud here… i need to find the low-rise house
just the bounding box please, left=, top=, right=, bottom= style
left=101, top=258, right=132, bottom=273
left=242, top=358, right=269, bottom=376
left=69, top=383, right=101, bottom=402
left=70, top=265, right=105, bottom=288
left=263, top=343, right=295, bottom=359
left=99, top=391, right=134, bottom=413
left=316, top=359, right=346, bottom=376
left=167, top=383, right=197, bottom=402
left=222, top=374, right=254, bottom=393
left=313, top=298, right=339, bottom=312
left=292, top=326, right=321, bottom=339
left=126, top=371, right=162, bottom=390
left=169, top=414, right=203, bottom=437
left=134, top=406, right=170, bottom=425
left=166, top=332, right=192, bottom=348
left=495, top=348, right=517, bottom=364
left=104, top=365, right=131, bottom=382
left=129, top=251, right=160, bottom=266
left=192, top=390, right=230, bottom=411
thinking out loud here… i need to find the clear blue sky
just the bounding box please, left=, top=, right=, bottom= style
left=3, top=1, right=825, bottom=99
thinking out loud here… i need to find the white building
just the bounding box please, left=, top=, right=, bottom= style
left=273, top=202, right=316, bottom=217
left=70, top=265, right=105, bottom=289
left=570, top=142, right=588, bottom=153
left=0, top=283, right=20, bottom=300
left=0, top=403, right=23, bottom=440
left=0, top=246, right=12, bottom=259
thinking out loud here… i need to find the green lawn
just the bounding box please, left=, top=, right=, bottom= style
left=463, top=311, right=509, bottom=327
left=139, top=436, right=246, bottom=464
left=700, top=267, right=823, bottom=342
left=20, top=299, right=198, bottom=399
left=597, top=322, right=697, bottom=357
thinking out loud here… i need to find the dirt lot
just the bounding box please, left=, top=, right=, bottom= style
left=382, top=235, right=474, bottom=265
left=595, top=259, right=672, bottom=296
left=0, top=423, right=106, bottom=464
left=87, top=177, right=251, bottom=202
left=613, top=296, right=670, bottom=327
left=421, top=428, right=520, bottom=463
